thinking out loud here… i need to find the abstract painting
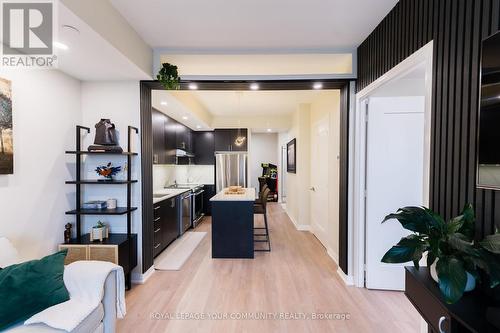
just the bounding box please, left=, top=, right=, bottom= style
left=0, top=78, right=12, bottom=174
left=287, top=138, right=296, bottom=173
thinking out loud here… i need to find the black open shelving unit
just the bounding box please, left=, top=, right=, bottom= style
left=65, top=125, right=139, bottom=288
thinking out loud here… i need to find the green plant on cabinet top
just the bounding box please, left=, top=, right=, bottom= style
left=157, top=63, right=180, bottom=90
left=381, top=204, right=500, bottom=304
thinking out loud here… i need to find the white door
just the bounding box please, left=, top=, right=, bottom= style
left=310, top=116, right=330, bottom=248
left=365, top=96, right=425, bottom=291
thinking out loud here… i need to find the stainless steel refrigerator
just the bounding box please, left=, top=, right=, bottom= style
left=215, top=152, right=248, bottom=192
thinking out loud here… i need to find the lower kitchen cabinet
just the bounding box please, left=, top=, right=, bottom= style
left=153, top=196, right=180, bottom=257
left=203, top=184, right=216, bottom=216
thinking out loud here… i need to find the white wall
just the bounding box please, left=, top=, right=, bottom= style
left=284, top=104, right=311, bottom=229
left=249, top=133, right=278, bottom=195
left=79, top=81, right=143, bottom=277
left=281, top=90, right=340, bottom=254
left=0, top=69, right=81, bottom=260
left=310, top=91, right=341, bottom=262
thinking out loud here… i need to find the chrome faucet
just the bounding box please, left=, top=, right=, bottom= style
left=165, top=180, right=178, bottom=188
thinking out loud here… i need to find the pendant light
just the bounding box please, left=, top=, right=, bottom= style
left=234, top=92, right=246, bottom=147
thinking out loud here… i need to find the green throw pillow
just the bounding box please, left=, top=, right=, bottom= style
left=0, top=249, right=70, bottom=330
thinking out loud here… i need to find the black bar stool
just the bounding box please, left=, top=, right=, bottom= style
left=255, top=184, right=268, bottom=206
left=254, top=188, right=271, bottom=252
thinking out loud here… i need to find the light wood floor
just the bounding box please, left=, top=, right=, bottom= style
left=118, top=203, right=420, bottom=333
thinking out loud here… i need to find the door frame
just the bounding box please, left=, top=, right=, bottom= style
left=350, top=41, right=434, bottom=287
left=140, top=79, right=353, bottom=274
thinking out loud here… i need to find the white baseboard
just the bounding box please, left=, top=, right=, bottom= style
left=324, top=246, right=354, bottom=286
left=336, top=266, right=354, bottom=286
left=326, top=247, right=339, bottom=264
left=285, top=210, right=310, bottom=231
left=131, top=266, right=155, bottom=284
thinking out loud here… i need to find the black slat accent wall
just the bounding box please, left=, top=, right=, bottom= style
left=140, top=82, right=154, bottom=272
left=357, top=0, right=500, bottom=238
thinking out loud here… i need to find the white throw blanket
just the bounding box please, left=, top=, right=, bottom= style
left=24, top=261, right=126, bottom=332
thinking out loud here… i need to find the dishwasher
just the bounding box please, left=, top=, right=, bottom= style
left=179, top=191, right=192, bottom=235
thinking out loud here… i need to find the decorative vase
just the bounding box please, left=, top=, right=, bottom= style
left=430, top=260, right=476, bottom=292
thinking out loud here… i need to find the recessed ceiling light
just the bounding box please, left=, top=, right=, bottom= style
left=250, top=83, right=259, bottom=90
left=61, top=24, right=80, bottom=34
left=267, top=128, right=272, bottom=132
left=188, top=83, right=198, bottom=90
left=53, top=41, right=68, bottom=50
left=160, top=101, right=167, bottom=106
left=313, top=82, right=323, bottom=90
left=182, top=116, right=189, bottom=120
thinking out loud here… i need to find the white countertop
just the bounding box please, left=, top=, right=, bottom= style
left=153, top=188, right=190, bottom=204
left=210, top=188, right=256, bottom=202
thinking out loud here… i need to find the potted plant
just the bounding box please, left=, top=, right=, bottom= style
left=381, top=204, right=500, bottom=303
left=91, top=221, right=108, bottom=242
left=157, top=63, right=180, bottom=90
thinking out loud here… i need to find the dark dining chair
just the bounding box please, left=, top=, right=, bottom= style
left=254, top=188, right=271, bottom=252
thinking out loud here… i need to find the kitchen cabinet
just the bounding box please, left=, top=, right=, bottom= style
left=176, top=123, right=192, bottom=152
left=164, top=116, right=177, bottom=164
left=203, top=184, right=216, bottom=216
left=152, top=110, right=195, bottom=165
left=214, top=129, right=248, bottom=152
left=194, top=131, right=215, bottom=165
left=153, top=196, right=179, bottom=257
left=152, top=108, right=167, bottom=164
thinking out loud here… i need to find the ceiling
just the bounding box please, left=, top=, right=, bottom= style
left=153, top=89, right=339, bottom=132
left=56, top=3, right=150, bottom=81
left=192, top=91, right=326, bottom=116
left=109, top=0, right=398, bottom=50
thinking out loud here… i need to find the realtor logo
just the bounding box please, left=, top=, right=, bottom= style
left=1, top=1, right=56, bottom=67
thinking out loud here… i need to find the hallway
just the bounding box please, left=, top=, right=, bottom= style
left=119, top=204, right=420, bottom=333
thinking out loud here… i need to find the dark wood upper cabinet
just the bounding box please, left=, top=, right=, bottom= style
left=194, top=131, right=215, bottom=165
left=176, top=123, right=192, bottom=153
left=152, top=108, right=166, bottom=164
left=164, top=116, right=177, bottom=164
left=214, top=129, right=247, bottom=152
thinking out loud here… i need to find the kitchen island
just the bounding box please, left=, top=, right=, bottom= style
left=210, top=188, right=255, bottom=259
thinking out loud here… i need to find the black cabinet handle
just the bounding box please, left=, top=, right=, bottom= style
left=170, top=199, right=175, bottom=208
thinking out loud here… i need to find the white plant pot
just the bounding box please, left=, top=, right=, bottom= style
left=91, top=227, right=108, bottom=241
left=430, top=260, right=476, bottom=292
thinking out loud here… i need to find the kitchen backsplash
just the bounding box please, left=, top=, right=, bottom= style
left=153, top=165, right=215, bottom=190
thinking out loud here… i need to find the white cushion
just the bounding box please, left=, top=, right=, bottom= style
left=0, top=237, right=20, bottom=268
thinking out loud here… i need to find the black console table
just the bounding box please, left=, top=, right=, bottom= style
left=405, top=267, right=499, bottom=333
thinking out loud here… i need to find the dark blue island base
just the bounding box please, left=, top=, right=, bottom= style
left=211, top=200, right=254, bottom=259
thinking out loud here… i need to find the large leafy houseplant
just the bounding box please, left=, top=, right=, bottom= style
left=381, top=204, right=500, bottom=303
left=156, top=63, right=180, bottom=90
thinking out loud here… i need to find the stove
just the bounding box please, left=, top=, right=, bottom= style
left=166, top=183, right=205, bottom=227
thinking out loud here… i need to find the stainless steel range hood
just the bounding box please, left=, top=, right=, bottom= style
left=175, top=149, right=195, bottom=158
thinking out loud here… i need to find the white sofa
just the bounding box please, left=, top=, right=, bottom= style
left=0, top=238, right=118, bottom=333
